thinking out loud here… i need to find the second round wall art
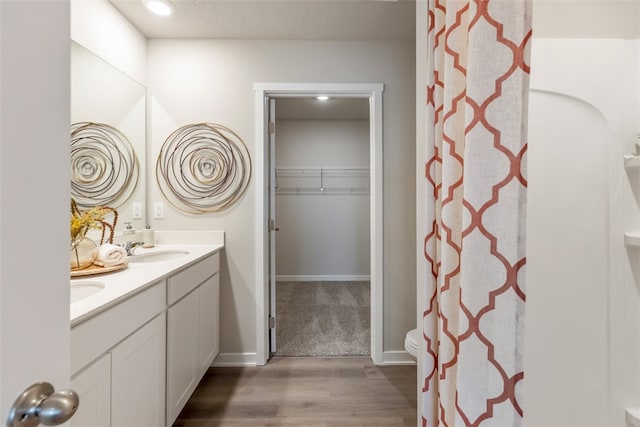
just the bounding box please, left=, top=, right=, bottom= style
left=156, top=123, right=252, bottom=214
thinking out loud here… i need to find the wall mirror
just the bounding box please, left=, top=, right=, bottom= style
left=70, top=40, right=146, bottom=233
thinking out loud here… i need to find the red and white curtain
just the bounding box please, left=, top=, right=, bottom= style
left=422, top=1, right=532, bottom=425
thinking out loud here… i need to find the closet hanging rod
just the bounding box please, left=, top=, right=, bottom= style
left=275, top=187, right=370, bottom=196
left=275, top=167, right=370, bottom=176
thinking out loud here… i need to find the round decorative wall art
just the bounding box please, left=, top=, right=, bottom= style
left=70, top=122, right=139, bottom=209
left=156, top=123, right=252, bottom=214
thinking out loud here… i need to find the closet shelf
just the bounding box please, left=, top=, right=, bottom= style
left=624, top=232, right=640, bottom=248
left=275, top=167, right=370, bottom=195
left=624, top=155, right=640, bottom=171
left=275, top=167, right=370, bottom=177
left=276, top=187, right=370, bottom=196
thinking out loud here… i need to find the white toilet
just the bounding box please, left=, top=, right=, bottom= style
left=404, top=328, right=418, bottom=361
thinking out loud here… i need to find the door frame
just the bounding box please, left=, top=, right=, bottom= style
left=254, top=82, right=384, bottom=365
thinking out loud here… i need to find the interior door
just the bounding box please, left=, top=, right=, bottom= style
left=268, top=98, right=278, bottom=354
left=0, top=1, right=72, bottom=423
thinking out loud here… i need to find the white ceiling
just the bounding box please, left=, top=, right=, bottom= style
left=108, top=0, right=413, bottom=119
left=109, top=0, right=416, bottom=40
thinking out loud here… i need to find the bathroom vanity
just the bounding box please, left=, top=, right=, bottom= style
left=69, top=242, right=223, bottom=427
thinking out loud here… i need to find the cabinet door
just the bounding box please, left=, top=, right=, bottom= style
left=166, top=290, right=199, bottom=425
left=198, top=274, right=220, bottom=377
left=70, top=354, right=111, bottom=427
left=111, top=313, right=166, bottom=427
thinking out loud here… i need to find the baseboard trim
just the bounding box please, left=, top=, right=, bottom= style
left=382, top=351, right=416, bottom=366
left=212, top=351, right=413, bottom=366
left=276, top=275, right=371, bottom=282
left=211, top=352, right=257, bottom=367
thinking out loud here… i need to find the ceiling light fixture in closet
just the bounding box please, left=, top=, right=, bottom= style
left=316, top=96, right=329, bottom=101
left=143, top=0, right=175, bottom=16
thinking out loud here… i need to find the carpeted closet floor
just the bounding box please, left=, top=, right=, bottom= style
left=275, top=281, right=370, bottom=357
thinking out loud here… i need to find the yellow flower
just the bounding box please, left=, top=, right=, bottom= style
left=70, top=199, right=117, bottom=244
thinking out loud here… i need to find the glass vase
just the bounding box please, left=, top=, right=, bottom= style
left=70, top=236, right=98, bottom=270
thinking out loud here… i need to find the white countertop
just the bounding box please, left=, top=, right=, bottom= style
left=70, top=243, right=223, bottom=327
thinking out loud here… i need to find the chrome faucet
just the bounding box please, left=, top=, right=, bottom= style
left=121, top=241, right=144, bottom=256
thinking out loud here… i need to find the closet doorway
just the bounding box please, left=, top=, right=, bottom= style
left=254, top=83, right=384, bottom=365
left=272, top=97, right=370, bottom=357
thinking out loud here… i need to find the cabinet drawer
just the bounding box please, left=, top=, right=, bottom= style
left=71, top=281, right=165, bottom=375
left=167, top=252, right=219, bottom=305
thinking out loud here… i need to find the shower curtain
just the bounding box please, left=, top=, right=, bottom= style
left=422, top=1, right=532, bottom=426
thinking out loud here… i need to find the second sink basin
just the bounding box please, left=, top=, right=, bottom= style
left=128, top=250, right=190, bottom=263
left=71, top=281, right=105, bottom=304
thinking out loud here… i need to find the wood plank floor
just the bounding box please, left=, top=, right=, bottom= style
left=173, top=357, right=417, bottom=427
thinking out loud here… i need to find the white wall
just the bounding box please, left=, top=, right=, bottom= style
left=275, top=119, right=370, bottom=280
left=70, top=0, right=147, bottom=85
left=532, top=0, right=640, bottom=40
left=147, top=39, right=416, bottom=360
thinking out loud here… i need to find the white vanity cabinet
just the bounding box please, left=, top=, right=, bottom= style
left=71, top=281, right=166, bottom=427
left=166, top=252, right=220, bottom=426
left=70, top=245, right=222, bottom=427
left=71, top=314, right=166, bottom=427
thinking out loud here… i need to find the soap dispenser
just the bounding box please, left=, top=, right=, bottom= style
left=142, top=225, right=155, bottom=248
left=123, top=222, right=135, bottom=236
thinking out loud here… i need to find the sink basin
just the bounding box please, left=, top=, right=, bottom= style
left=128, top=250, right=190, bottom=263
left=70, top=281, right=105, bottom=303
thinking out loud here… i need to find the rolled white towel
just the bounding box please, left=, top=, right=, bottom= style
left=95, top=243, right=127, bottom=267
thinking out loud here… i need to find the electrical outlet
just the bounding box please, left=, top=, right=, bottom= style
left=132, top=202, right=142, bottom=219
left=154, top=202, right=164, bottom=219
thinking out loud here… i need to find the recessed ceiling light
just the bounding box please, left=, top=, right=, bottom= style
left=316, top=96, right=330, bottom=101
left=143, top=0, right=175, bottom=16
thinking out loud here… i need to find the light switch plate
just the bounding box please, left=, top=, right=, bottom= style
left=132, top=202, right=142, bottom=219
left=153, top=202, right=164, bottom=219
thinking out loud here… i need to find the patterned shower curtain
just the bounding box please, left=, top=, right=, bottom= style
left=422, top=1, right=532, bottom=426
